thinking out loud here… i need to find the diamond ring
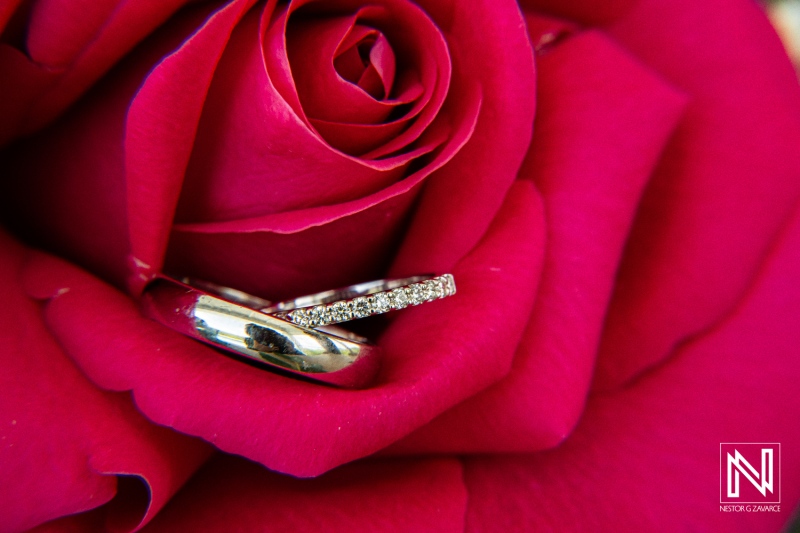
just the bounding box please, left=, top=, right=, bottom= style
left=140, top=276, right=380, bottom=388
left=262, top=274, right=456, bottom=328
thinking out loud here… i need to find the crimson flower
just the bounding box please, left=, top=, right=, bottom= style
left=1, top=0, right=799, bottom=531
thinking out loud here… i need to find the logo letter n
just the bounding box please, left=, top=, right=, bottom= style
left=727, top=448, right=773, bottom=498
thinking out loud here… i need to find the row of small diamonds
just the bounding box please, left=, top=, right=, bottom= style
left=280, top=275, right=456, bottom=328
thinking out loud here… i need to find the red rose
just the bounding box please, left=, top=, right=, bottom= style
left=2, top=0, right=800, bottom=530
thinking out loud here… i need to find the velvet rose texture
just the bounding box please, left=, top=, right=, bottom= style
left=2, top=0, right=800, bottom=531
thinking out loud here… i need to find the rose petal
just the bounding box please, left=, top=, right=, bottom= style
left=25, top=182, right=542, bottom=476
left=0, top=231, right=211, bottom=533
left=463, top=203, right=800, bottom=532
left=0, top=234, right=114, bottom=532
left=169, top=80, right=480, bottom=299
left=335, top=25, right=379, bottom=87
left=25, top=510, right=104, bottom=533
left=390, top=0, right=537, bottom=275
left=0, top=44, right=61, bottom=146
left=287, top=15, right=404, bottom=123
left=1, top=5, right=220, bottom=289
left=595, top=0, right=800, bottom=389
left=4, top=0, right=485, bottom=305
left=0, top=0, right=191, bottom=144
left=175, top=4, right=418, bottom=225
left=0, top=0, right=26, bottom=32
left=2, top=15, right=477, bottom=306
left=309, top=115, right=414, bottom=155
left=267, top=0, right=452, bottom=161
left=176, top=0, right=452, bottom=226
left=26, top=0, right=120, bottom=67
left=169, top=192, right=420, bottom=301
left=126, top=0, right=258, bottom=291
left=519, top=0, right=639, bottom=26
left=390, top=31, right=687, bottom=454
left=2, top=42, right=142, bottom=286
left=365, top=31, right=395, bottom=96
left=141, top=456, right=466, bottom=533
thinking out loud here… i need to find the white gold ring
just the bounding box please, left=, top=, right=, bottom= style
left=140, top=276, right=380, bottom=388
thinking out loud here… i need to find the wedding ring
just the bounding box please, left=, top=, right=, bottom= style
left=140, top=277, right=379, bottom=388
left=262, top=274, right=456, bottom=328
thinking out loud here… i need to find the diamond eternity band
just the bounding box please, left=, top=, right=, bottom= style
left=265, top=274, right=456, bottom=328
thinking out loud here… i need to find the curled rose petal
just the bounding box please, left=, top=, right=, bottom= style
left=141, top=457, right=467, bottom=533
left=171, top=0, right=450, bottom=224
left=390, top=28, right=687, bottom=454
left=518, top=0, right=639, bottom=25
left=25, top=510, right=105, bottom=533
left=463, top=203, right=800, bottom=531
left=0, top=0, right=191, bottom=144
left=282, top=3, right=440, bottom=156
left=5, top=0, right=482, bottom=299
left=267, top=0, right=451, bottom=160
left=0, top=1, right=24, bottom=29
left=126, top=0, right=258, bottom=291
left=595, top=0, right=800, bottom=389
left=0, top=231, right=211, bottom=533
left=390, top=0, right=536, bottom=275
left=3, top=0, right=533, bottom=305
left=21, top=182, right=543, bottom=476
left=141, top=0, right=455, bottom=285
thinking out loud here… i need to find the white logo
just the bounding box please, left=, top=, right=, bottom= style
left=720, top=443, right=781, bottom=504
left=727, top=448, right=773, bottom=497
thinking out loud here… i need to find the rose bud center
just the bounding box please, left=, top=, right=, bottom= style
left=333, top=27, right=395, bottom=100
left=285, top=6, right=438, bottom=156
